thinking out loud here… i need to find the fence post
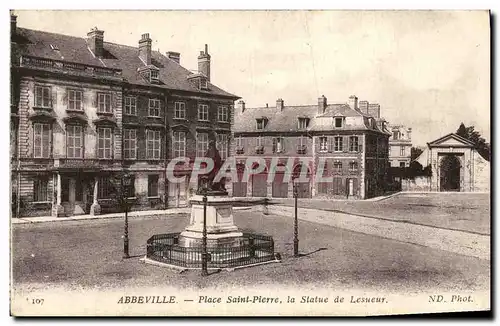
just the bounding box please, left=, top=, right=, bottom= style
left=249, top=236, right=255, bottom=258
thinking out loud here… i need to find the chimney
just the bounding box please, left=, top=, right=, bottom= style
left=139, top=33, right=152, bottom=65
left=87, top=27, right=105, bottom=58
left=359, top=100, right=369, bottom=114
left=198, top=44, right=211, bottom=81
left=276, top=98, right=284, bottom=111
left=166, top=51, right=180, bottom=64
left=348, top=95, right=358, bottom=111
left=238, top=100, right=246, bottom=113
left=368, top=103, right=381, bottom=118
left=266, top=103, right=269, bottom=108
left=318, top=95, right=327, bottom=114
left=11, top=14, right=17, bottom=34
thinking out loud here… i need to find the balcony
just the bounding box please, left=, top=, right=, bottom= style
left=19, top=55, right=123, bottom=81
left=235, top=146, right=244, bottom=155
left=296, top=145, right=307, bottom=154
left=54, top=158, right=122, bottom=171
left=255, top=146, right=264, bottom=155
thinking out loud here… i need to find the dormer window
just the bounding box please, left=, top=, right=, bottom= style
left=150, top=69, right=159, bottom=83
left=138, top=65, right=160, bottom=84
left=334, top=117, right=343, bottom=128
left=256, top=118, right=268, bottom=130
left=298, top=117, right=309, bottom=129
left=199, top=78, right=208, bottom=90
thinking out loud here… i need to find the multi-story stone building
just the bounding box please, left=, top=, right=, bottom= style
left=10, top=15, right=238, bottom=217
left=232, top=95, right=391, bottom=199
left=388, top=124, right=412, bottom=167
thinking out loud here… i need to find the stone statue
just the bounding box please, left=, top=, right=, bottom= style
left=197, top=139, right=228, bottom=196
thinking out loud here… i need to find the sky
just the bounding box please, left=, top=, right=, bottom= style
left=11, top=10, right=490, bottom=147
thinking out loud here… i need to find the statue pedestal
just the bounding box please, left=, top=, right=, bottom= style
left=179, top=195, right=244, bottom=248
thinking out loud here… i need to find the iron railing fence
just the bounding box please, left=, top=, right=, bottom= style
left=146, top=232, right=276, bottom=269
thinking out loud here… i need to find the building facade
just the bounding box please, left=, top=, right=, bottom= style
left=232, top=95, right=391, bottom=200
left=10, top=16, right=239, bottom=217
left=388, top=124, right=412, bottom=167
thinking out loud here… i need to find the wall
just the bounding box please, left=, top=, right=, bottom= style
left=473, top=152, right=490, bottom=192
left=401, top=176, right=431, bottom=191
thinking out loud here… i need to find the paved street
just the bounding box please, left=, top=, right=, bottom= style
left=272, top=193, right=490, bottom=235
left=12, top=209, right=489, bottom=294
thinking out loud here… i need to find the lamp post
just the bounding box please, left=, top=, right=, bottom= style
left=122, top=173, right=131, bottom=259
left=201, top=189, right=208, bottom=276
left=293, top=179, right=299, bottom=257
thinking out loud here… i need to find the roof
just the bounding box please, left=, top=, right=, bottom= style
left=12, top=27, right=239, bottom=99
left=234, top=102, right=386, bottom=133
left=427, top=133, right=475, bottom=147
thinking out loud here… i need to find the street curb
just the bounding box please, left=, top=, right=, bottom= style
left=11, top=209, right=190, bottom=225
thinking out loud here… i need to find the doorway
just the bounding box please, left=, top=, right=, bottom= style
left=440, top=155, right=461, bottom=191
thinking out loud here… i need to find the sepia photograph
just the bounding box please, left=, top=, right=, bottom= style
left=8, top=9, right=491, bottom=316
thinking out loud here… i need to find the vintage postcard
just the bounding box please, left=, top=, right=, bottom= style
left=9, top=10, right=490, bottom=317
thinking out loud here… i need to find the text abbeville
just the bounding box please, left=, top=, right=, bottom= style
left=117, top=296, right=176, bottom=304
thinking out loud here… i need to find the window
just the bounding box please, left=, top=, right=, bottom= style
left=149, top=99, right=161, bottom=117
left=298, top=118, right=309, bottom=129
left=97, top=93, right=112, bottom=113
left=218, top=106, right=229, bottom=122
left=399, top=162, right=406, bottom=168
left=400, top=146, right=406, bottom=156
left=174, top=102, right=186, bottom=119
left=349, top=136, right=359, bottom=152
left=297, top=136, right=307, bottom=154
left=273, top=137, right=285, bottom=153
left=33, top=123, right=51, bottom=158
left=334, top=136, right=343, bottom=152
left=217, top=133, right=229, bottom=159
left=200, top=78, right=208, bottom=90
left=123, top=129, right=137, bottom=160
left=97, top=127, right=112, bottom=159
left=198, top=104, right=209, bottom=121
left=334, top=161, right=342, bottom=174
left=392, top=131, right=399, bottom=140
left=334, top=117, right=343, bottom=128
left=150, top=69, right=159, bottom=83
left=148, top=175, right=159, bottom=197
left=173, top=131, right=186, bottom=158
left=35, top=85, right=51, bottom=108
left=68, top=89, right=83, bottom=111
left=236, top=136, right=244, bottom=154
left=33, top=177, right=48, bottom=202
left=125, top=175, right=136, bottom=198
left=98, top=177, right=113, bottom=199
left=256, top=118, right=266, bottom=130
left=124, top=96, right=137, bottom=115
left=66, top=125, right=83, bottom=158
left=196, top=132, right=209, bottom=157
left=146, top=130, right=161, bottom=159
left=349, top=161, right=358, bottom=171
left=256, top=136, right=263, bottom=147
left=319, top=137, right=328, bottom=152
left=255, top=136, right=264, bottom=154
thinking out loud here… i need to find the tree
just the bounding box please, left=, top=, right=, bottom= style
left=456, top=123, right=490, bottom=161
left=411, top=147, right=424, bottom=161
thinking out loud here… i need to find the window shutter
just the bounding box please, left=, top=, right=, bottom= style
left=272, top=138, right=277, bottom=153
left=328, top=137, right=334, bottom=152
left=282, top=137, right=286, bottom=152
left=63, top=89, right=68, bottom=108
left=343, top=136, right=348, bottom=152
left=93, top=93, right=98, bottom=109
left=51, top=87, right=56, bottom=108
